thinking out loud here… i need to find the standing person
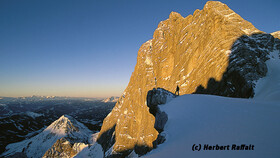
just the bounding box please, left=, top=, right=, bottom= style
left=175, top=85, right=180, bottom=96
left=155, top=77, right=157, bottom=89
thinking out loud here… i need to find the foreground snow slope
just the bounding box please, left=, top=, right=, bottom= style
left=145, top=94, right=280, bottom=158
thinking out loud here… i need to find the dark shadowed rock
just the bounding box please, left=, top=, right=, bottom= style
left=147, top=88, right=176, bottom=108
left=154, top=111, right=168, bottom=133
left=195, top=33, right=280, bottom=98
left=146, top=88, right=173, bottom=152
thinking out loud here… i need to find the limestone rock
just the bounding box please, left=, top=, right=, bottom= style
left=43, top=138, right=75, bottom=158
left=98, top=1, right=280, bottom=157
left=43, top=137, right=88, bottom=158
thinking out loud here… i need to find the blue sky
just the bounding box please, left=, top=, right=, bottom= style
left=0, top=0, right=279, bottom=97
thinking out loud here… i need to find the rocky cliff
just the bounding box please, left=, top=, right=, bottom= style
left=98, top=1, right=280, bottom=157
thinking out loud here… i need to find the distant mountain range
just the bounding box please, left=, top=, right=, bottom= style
left=0, top=96, right=101, bottom=102
left=102, top=96, right=119, bottom=103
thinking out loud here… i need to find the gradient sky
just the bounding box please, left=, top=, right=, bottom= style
left=0, top=0, right=279, bottom=97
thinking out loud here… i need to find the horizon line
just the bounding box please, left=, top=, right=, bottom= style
left=0, top=95, right=120, bottom=99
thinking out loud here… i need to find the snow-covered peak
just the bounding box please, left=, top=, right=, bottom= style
left=45, top=115, right=79, bottom=135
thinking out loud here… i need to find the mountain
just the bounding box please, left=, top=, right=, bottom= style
left=1, top=115, right=93, bottom=158
left=97, top=1, right=280, bottom=157
left=102, top=97, right=120, bottom=103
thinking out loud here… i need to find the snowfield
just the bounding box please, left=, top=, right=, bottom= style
left=144, top=94, right=280, bottom=158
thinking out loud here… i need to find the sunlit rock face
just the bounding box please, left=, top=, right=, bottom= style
left=98, top=1, right=280, bottom=157
left=43, top=138, right=87, bottom=158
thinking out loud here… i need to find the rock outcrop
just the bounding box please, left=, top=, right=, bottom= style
left=146, top=88, right=176, bottom=110
left=43, top=137, right=87, bottom=158
left=146, top=88, right=174, bottom=133
left=98, top=1, right=280, bottom=157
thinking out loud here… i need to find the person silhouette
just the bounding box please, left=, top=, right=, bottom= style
left=155, top=77, right=157, bottom=89
left=175, top=85, right=180, bottom=96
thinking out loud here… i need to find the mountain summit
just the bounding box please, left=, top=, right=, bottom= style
left=97, top=1, right=280, bottom=157
left=44, top=115, right=81, bottom=135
